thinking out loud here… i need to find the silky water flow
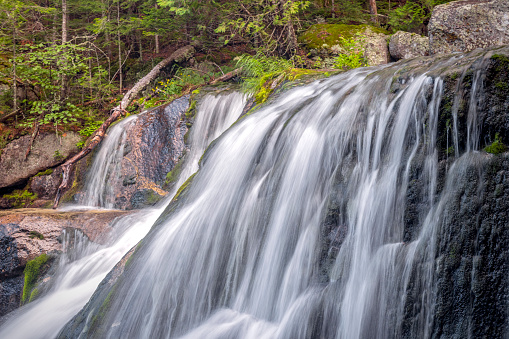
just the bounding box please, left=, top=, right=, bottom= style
left=0, top=91, right=247, bottom=339
left=58, top=54, right=498, bottom=339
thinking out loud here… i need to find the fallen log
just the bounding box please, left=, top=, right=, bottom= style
left=53, top=45, right=195, bottom=209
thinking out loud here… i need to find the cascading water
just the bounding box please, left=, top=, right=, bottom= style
left=0, top=91, right=247, bottom=339
left=56, top=49, right=509, bottom=339
left=79, top=115, right=138, bottom=208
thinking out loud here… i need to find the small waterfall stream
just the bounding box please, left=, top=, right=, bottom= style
left=52, top=51, right=508, bottom=339
left=79, top=115, right=138, bottom=208
left=0, top=91, right=247, bottom=339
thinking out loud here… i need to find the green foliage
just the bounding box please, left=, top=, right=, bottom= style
left=2, top=189, right=37, bottom=208
left=140, top=66, right=230, bottom=109
left=79, top=120, right=104, bottom=137
left=215, top=0, right=310, bottom=55
left=388, top=0, right=455, bottom=32
left=235, top=53, right=293, bottom=95
left=484, top=133, right=507, bottom=155
left=13, top=42, right=108, bottom=129
left=333, top=34, right=367, bottom=70
left=22, top=253, right=48, bottom=304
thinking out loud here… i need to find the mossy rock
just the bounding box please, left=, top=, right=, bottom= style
left=22, top=253, right=49, bottom=304
left=298, top=24, right=388, bottom=51
left=485, top=134, right=507, bottom=155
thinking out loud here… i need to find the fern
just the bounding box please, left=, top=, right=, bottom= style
left=235, top=53, right=293, bottom=94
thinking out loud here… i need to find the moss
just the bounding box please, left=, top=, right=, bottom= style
left=2, top=190, right=37, bottom=208
left=185, top=100, right=197, bottom=119
left=22, top=253, right=49, bottom=304
left=192, top=89, right=200, bottom=95
left=172, top=172, right=197, bottom=202
left=484, top=133, right=507, bottom=155
left=164, top=160, right=184, bottom=188
left=34, top=169, right=54, bottom=177
left=28, top=288, right=39, bottom=302
left=298, top=24, right=388, bottom=50
left=29, top=231, right=44, bottom=240
left=90, top=286, right=117, bottom=334
left=491, top=54, right=509, bottom=68
left=145, top=190, right=163, bottom=205
left=450, top=72, right=460, bottom=81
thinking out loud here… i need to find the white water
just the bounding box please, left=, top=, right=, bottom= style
left=0, top=91, right=247, bottom=339
left=79, top=116, right=138, bottom=208
left=66, top=60, right=491, bottom=339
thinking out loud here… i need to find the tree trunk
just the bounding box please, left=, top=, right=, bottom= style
left=155, top=4, right=160, bottom=54
left=117, top=0, right=122, bottom=93
left=62, top=0, right=68, bottom=43
left=61, top=0, right=69, bottom=101
left=332, top=0, right=335, bottom=18
left=369, top=0, right=378, bottom=23
left=12, top=23, right=17, bottom=114
left=52, top=45, right=195, bottom=209
left=139, top=34, right=143, bottom=61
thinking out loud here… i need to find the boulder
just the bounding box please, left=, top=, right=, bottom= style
left=389, top=31, right=429, bottom=60
left=364, top=33, right=390, bottom=66
left=0, top=208, right=131, bottom=317
left=298, top=24, right=390, bottom=66
left=30, top=169, right=62, bottom=199
left=429, top=0, right=509, bottom=55
left=75, top=95, right=189, bottom=210
left=0, top=132, right=81, bottom=189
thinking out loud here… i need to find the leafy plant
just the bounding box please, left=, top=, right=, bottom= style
left=3, top=189, right=37, bottom=208
left=13, top=42, right=107, bottom=129
left=388, top=0, right=456, bottom=32
left=485, top=133, right=507, bottom=155
left=79, top=119, right=105, bottom=137
left=235, top=52, right=293, bottom=94
left=333, top=34, right=367, bottom=70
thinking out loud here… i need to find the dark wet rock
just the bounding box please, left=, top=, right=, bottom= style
left=429, top=0, right=509, bottom=55
left=389, top=31, right=429, bottom=60
left=0, top=209, right=131, bottom=317
left=0, top=132, right=81, bottom=190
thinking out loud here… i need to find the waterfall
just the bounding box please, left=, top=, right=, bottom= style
left=56, top=51, right=506, bottom=339
left=0, top=91, right=247, bottom=339
left=79, top=116, right=138, bottom=208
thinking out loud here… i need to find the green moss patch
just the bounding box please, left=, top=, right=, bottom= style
left=22, top=253, right=49, bottom=304
left=34, top=169, right=54, bottom=177
left=172, top=172, right=197, bottom=202
left=164, top=160, right=184, bottom=188
left=299, top=24, right=388, bottom=50
left=484, top=133, right=507, bottom=155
